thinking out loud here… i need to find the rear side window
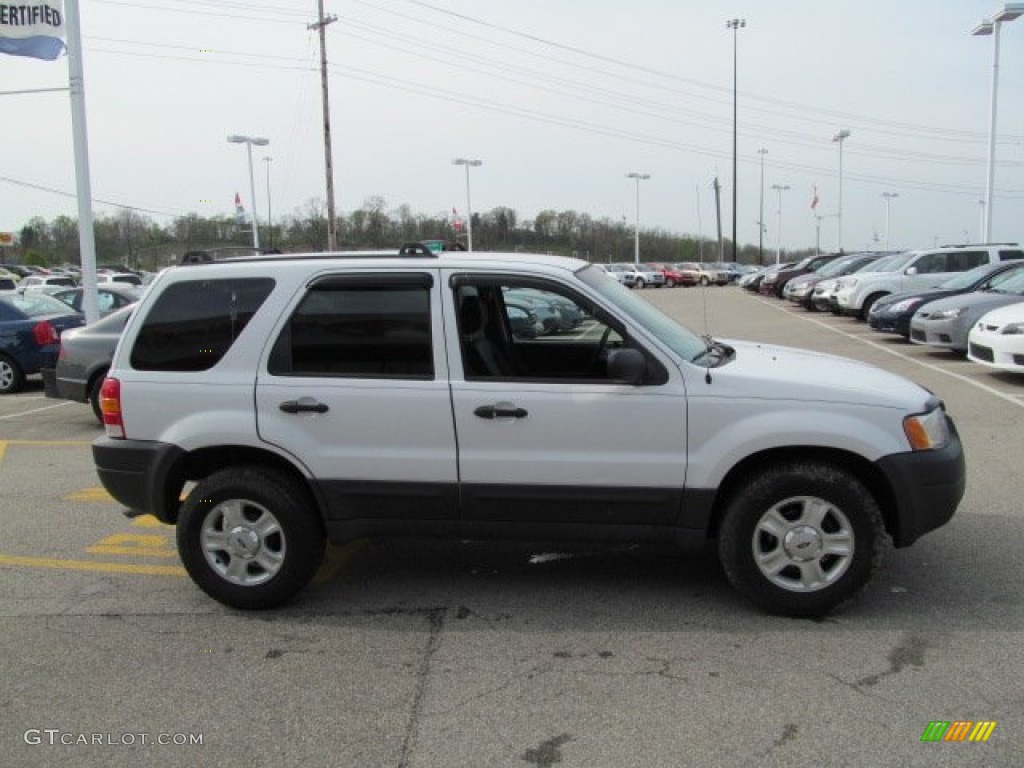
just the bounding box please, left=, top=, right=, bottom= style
left=268, top=275, right=433, bottom=379
left=999, top=250, right=1024, bottom=261
left=130, top=278, right=274, bottom=371
left=946, top=251, right=986, bottom=271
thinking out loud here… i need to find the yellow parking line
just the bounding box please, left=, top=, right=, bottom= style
left=63, top=487, right=114, bottom=502
left=313, top=540, right=368, bottom=585
left=0, top=553, right=186, bottom=577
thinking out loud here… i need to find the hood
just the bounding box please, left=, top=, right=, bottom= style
left=701, top=340, right=931, bottom=410
left=974, top=301, right=1024, bottom=328
left=916, top=290, right=1024, bottom=317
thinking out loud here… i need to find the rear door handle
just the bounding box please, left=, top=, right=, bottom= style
left=279, top=397, right=329, bottom=414
left=474, top=404, right=528, bottom=420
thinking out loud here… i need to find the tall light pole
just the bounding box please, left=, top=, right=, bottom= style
left=978, top=199, right=987, bottom=242
left=757, top=147, right=767, bottom=265
left=771, top=184, right=790, bottom=265
left=881, top=192, right=898, bottom=251
left=227, top=134, right=269, bottom=250
left=263, top=156, right=273, bottom=251
left=626, top=172, right=650, bottom=264
left=452, top=158, right=482, bottom=252
left=726, top=18, right=746, bottom=262
left=972, top=4, right=1024, bottom=242
left=832, top=129, right=851, bottom=252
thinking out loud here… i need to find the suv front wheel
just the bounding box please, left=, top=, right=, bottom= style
left=177, top=466, right=325, bottom=609
left=718, top=462, right=884, bottom=617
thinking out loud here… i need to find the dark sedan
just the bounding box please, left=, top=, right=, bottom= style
left=0, top=293, right=85, bottom=394
left=868, top=260, right=1024, bottom=339
left=759, top=252, right=844, bottom=298
left=43, top=305, right=133, bottom=420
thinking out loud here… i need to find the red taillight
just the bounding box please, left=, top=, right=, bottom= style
left=32, top=320, right=59, bottom=346
left=100, top=377, right=125, bottom=438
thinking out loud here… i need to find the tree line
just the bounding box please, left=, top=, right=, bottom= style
left=4, top=196, right=812, bottom=270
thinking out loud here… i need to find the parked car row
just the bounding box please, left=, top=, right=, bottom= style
left=745, top=241, right=1024, bottom=375
left=604, top=261, right=751, bottom=289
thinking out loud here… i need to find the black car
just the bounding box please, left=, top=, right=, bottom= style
left=759, top=252, right=844, bottom=298
left=868, top=260, right=1024, bottom=338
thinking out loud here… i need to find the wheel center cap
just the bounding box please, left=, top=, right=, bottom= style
left=227, top=527, right=260, bottom=558
left=783, top=525, right=823, bottom=561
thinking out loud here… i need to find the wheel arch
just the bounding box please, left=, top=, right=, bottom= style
left=703, top=446, right=897, bottom=542
left=161, top=444, right=324, bottom=526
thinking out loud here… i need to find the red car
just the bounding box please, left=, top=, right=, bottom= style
left=650, top=263, right=693, bottom=287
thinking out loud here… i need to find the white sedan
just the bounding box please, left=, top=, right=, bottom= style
left=967, top=301, right=1024, bottom=374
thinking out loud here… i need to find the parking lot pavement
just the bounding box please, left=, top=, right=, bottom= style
left=1, top=287, right=1022, bottom=767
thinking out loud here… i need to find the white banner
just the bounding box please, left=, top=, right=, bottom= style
left=0, top=2, right=66, bottom=60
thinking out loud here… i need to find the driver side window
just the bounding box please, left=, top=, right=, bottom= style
left=454, top=279, right=626, bottom=381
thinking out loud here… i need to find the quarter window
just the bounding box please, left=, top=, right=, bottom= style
left=130, top=278, right=274, bottom=371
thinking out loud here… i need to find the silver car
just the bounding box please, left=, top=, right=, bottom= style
left=909, top=269, right=1024, bottom=353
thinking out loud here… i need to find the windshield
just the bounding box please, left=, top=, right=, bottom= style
left=578, top=264, right=705, bottom=361
left=941, top=263, right=1011, bottom=291
left=0, top=292, right=79, bottom=318
left=818, top=254, right=865, bottom=277
left=990, top=270, right=1024, bottom=295
left=855, top=253, right=902, bottom=273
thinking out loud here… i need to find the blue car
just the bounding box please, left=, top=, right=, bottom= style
left=0, top=293, right=84, bottom=394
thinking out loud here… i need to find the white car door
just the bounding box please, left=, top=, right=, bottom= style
left=255, top=270, right=459, bottom=523
left=444, top=271, right=687, bottom=528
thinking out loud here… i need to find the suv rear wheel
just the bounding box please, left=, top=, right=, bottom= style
left=718, top=462, right=884, bottom=617
left=177, top=466, right=325, bottom=609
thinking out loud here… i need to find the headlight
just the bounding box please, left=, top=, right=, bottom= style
left=928, top=307, right=967, bottom=320
left=904, top=407, right=950, bottom=451
left=1001, top=322, right=1024, bottom=335
left=837, top=278, right=855, bottom=289
left=890, top=298, right=922, bottom=313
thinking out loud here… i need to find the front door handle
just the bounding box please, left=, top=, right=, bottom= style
left=474, top=404, right=528, bottom=420
left=279, top=397, right=329, bottom=414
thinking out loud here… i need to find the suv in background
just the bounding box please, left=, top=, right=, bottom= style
left=835, top=243, right=1023, bottom=319
left=606, top=262, right=665, bottom=289
left=92, top=246, right=965, bottom=617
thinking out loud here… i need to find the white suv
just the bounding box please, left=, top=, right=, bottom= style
left=92, top=246, right=966, bottom=616
left=835, top=243, right=1023, bottom=319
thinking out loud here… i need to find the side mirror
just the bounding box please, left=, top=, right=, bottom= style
left=905, top=266, right=918, bottom=276
left=608, top=348, right=646, bottom=385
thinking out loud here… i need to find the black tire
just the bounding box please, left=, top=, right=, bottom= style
left=718, top=462, right=884, bottom=617
left=635, top=278, right=645, bottom=289
left=0, top=353, right=25, bottom=395
left=859, top=293, right=886, bottom=321
left=88, top=370, right=107, bottom=424
left=700, top=276, right=710, bottom=286
left=177, top=466, right=325, bottom=609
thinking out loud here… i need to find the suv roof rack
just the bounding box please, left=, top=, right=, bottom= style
left=937, top=242, right=1020, bottom=248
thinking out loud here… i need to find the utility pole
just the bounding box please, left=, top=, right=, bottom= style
left=310, top=1, right=338, bottom=251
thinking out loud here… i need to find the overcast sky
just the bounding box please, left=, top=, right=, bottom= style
left=2, top=0, right=1023, bottom=254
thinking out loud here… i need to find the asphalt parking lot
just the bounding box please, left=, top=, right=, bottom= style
left=1, top=284, right=1022, bottom=767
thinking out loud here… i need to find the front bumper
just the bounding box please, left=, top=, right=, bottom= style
left=874, top=417, right=966, bottom=547
left=93, top=437, right=186, bottom=523
left=867, top=311, right=911, bottom=337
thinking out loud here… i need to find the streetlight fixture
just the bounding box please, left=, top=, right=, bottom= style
left=263, top=156, right=273, bottom=251
left=726, top=18, right=746, bottom=262
left=881, top=192, right=899, bottom=250
left=770, top=184, right=790, bottom=265
left=757, top=147, right=767, bottom=264
left=626, top=172, right=650, bottom=264
left=452, top=158, right=482, bottom=252
left=832, top=129, right=851, bottom=252
left=227, top=134, right=269, bottom=250
left=971, top=3, right=1024, bottom=242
